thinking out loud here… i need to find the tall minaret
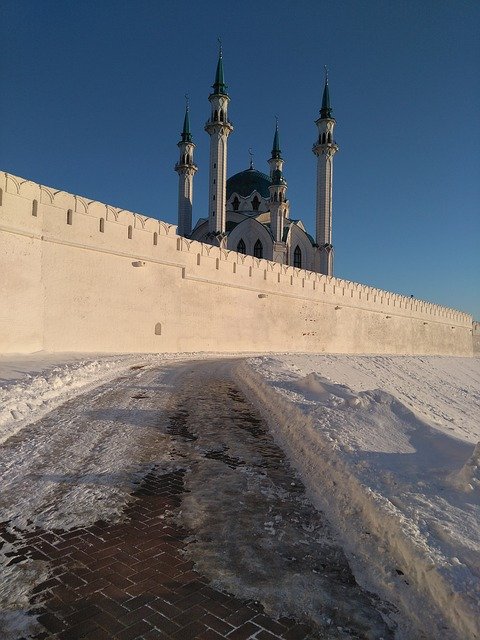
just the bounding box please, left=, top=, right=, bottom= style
left=205, top=43, right=233, bottom=237
left=175, top=99, right=198, bottom=237
left=268, top=120, right=289, bottom=264
left=312, top=68, right=339, bottom=275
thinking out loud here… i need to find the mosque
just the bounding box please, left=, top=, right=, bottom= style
left=174, top=49, right=339, bottom=275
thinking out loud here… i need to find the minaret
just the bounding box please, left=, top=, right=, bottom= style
left=204, top=43, right=233, bottom=238
left=175, top=99, right=198, bottom=237
left=312, top=68, right=339, bottom=275
left=268, top=120, right=289, bottom=264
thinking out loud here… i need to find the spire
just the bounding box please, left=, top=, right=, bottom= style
left=212, top=39, right=228, bottom=96
left=271, top=117, right=282, bottom=159
left=181, top=96, right=192, bottom=143
left=320, top=66, right=333, bottom=119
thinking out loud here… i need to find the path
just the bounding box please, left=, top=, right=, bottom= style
left=0, top=360, right=397, bottom=639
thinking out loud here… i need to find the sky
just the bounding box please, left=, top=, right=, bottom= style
left=1, top=0, right=479, bottom=318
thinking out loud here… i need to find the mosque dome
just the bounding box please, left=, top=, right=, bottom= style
left=226, top=168, right=271, bottom=199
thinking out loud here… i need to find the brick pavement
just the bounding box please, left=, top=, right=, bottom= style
left=4, top=468, right=315, bottom=640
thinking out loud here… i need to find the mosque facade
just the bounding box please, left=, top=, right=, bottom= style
left=175, top=50, right=338, bottom=275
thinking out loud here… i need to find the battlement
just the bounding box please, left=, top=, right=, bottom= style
left=0, top=171, right=473, bottom=354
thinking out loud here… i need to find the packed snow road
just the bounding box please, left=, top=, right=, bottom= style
left=0, top=358, right=401, bottom=639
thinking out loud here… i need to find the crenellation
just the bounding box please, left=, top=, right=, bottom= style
left=0, top=171, right=473, bottom=354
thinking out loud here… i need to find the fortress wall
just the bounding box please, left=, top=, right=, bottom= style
left=0, top=172, right=473, bottom=355
left=473, top=322, right=480, bottom=355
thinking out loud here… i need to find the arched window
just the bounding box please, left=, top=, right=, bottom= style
left=328, top=132, right=332, bottom=143
left=232, top=196, right=240, bottom=211
left=99, top=218, right=105, bottom=232
left=214, top=110, right=218, bottom=121
left=32, top=200, right=38, bottom=217
left=153, top=232, right=158, bottom=245
left=254, top=239, right=263, bottom=259
left=66, top=209, right=73, bottom=225
left=294, top=245, right=302, bottom=268
left=128, top=225, right=133, bottom=239
left=219, top=109, right=224, bottom=121
left=252, top=195, right=260, bottom=211
left=273, top=192, right=277, bottom=202
left=237, top=239, right=246, bottom=254
left=322, top=133, right=326, bottom=144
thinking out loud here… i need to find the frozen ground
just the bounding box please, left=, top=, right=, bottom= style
left=236, top=354, right=480, bottom=639
left=0, top=352, right=478, bottom=639
left=0, top=351, right=240, bottom=445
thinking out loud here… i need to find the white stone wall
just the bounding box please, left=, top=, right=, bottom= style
left=473, top=321, right=480, bottom=355
left=0, top=172, right=473, bottom=355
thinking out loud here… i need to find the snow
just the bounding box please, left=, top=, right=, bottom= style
left=0, top=351, right=241, bottom=446
left=235, top=354, right=480, bottom=640
left=1, top=351, right=479, bottom=639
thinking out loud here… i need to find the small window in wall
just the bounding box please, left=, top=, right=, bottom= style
left=153, top=232, right=158, bottom=245
left=155, top=322, right=162, bottom=335
left=294, top=245, right=302, bottom=268
left=32, top=200, right=38, bottom=217
left=213, top=163, right=216, bottom=169
left=252, top=195, right=260, bottom=211
left=128, top=225, right=133, bottom=239
left=67, top=209, right=73, bottom=225
left=213, top=195, right=215, bottom=201
left=232, top=196, right=240, bottom=211
left=237, top=238, right=246, bottom=254
left=254, top=239, right=263, bottom=259
left=99, top=217, right=105, bottom=232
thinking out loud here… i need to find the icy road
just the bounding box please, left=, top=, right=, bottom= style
left=1, top=358, right=401, bottom=640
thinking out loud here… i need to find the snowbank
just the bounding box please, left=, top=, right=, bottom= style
left=235, top=355, right=480, bottom=640
left=0, top=351, right=241, bottom=446
left=0, top=353, right=157, bottom=444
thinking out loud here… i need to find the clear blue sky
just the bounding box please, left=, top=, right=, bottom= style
left=1, top=0, right=479, bottom=318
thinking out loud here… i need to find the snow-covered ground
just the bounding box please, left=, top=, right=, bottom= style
left=0, top=351, right=241, bottom=445
left=1, top=352, right=479, bottom=639
left=236, top=354, right=480, bottom=640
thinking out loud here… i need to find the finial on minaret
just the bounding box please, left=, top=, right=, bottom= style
left=320, top=66, right=333, bottom=119
left=212, top=39, right=228, bottom=96
left=248, top=148, right=254, bottom=169
left=181, top=94, right=192, bottom=143
left=271, top=116, right=282, bottom=159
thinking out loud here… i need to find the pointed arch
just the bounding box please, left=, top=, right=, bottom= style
left=254, top=239, right=263, bottom=259
left=294, top=245, right=302, bottom=268
left=237, top=238, right=246, bottom=254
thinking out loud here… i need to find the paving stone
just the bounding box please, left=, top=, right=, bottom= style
left=9, top=379, right=335, bottom=640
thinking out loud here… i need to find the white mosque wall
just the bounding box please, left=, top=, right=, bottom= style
left=0, top=172, right=473, bottom=355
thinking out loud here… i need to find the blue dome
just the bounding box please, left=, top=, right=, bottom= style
left=226, top=168, right=271, bottom=199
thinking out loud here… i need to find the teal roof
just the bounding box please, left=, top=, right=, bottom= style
left=320, top=76, right=333, bottom=119
left=181, top=105, right=192, bottom=143
left=212, top=52, right=228, bottom=95
left=226, top=168, right=271, bottom=199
